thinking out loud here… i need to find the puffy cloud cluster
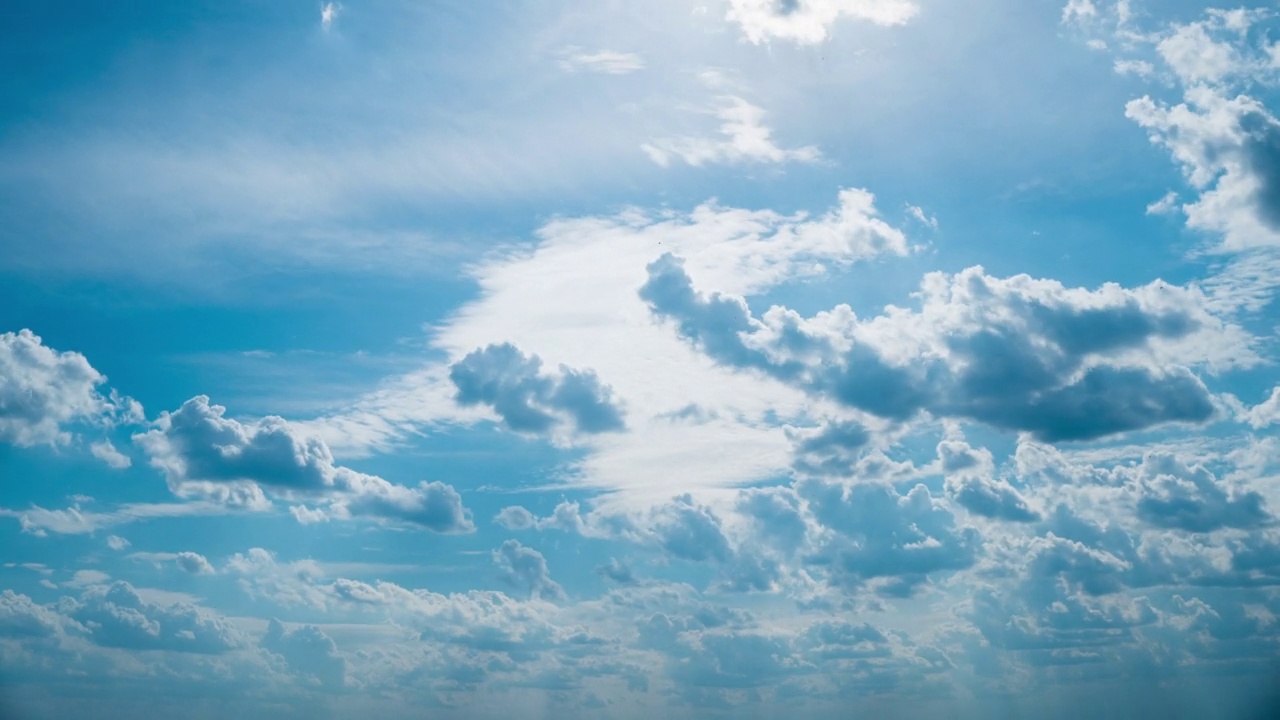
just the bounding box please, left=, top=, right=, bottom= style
left=0, top=329, right=141, bottom=449
left=726, top=0, right=919, bottom=44
left=262, top=619, right=346, bottom=689
left=644, top=256, right=1239, bottom=441
left=450, top=343, right=625, bottom=437
left=135, top=396, right=474, bottom=532
left=65, top=581, right=245, bottom=654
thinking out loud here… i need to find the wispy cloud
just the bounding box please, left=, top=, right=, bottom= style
left=642, top=96, right=820, bottom=168
left=557, top=49, right=644, bottom=74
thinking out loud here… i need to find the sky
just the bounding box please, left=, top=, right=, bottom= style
left=2, top=0, right=1280, bottom=718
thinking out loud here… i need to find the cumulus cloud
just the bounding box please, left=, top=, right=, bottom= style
left=493, top=540, right=565, bottom=601
left=0, top=329, right=141, bottom=448
left=939, top=437, right=1040, bottom=523
left=0, top=590, right=64, bottom=638
left=450, top=344, right=625, bottom=436
left=67, top=581, right=244, bottom=653
left=799, top=479, right=978, bottom=596
left=135, top=396, right=473, bottom=532
left=262, top=618, right=346, bottom=689
left=176, top=552, right=216, bottom=575
left=726, top=0, right=919, bottom=44
left=495, top=505, right=537, bottom=530
left=643, top=256, right=1237, bottom=441
left=642, top=96, right=820, bottom=168
left=1132, top=453, right=1270, bottom=533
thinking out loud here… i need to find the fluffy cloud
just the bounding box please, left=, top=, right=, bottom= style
left=136, top=396, right=473, bottom=532
left=493, top=540, right=565, bottom=601
left=1132, top=453, right=1269, bottom=533
left=644, top=256, right=1239, bottom=441
left=262, top=619, right=346, bottom=689
left=0, top=329, right=140, bottom=448
left=799, top=479, right=978, bottom=596
left=66, top=581, right=245, bottom=653
left=726, top=0, right=918, bottom=44
left=451, top=344, right=625, bottom=436
left=940, top=437, right=1040, bottom=523
left=0, top=590, right=64, bottom=638
left=642, top=96, right=820, bottom=167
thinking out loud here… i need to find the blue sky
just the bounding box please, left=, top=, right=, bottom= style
left=2, top=0, right=1280, bottom=718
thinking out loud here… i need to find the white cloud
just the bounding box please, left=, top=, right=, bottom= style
left=320, top=2, right=339, bottom=31
left=0, top=330, right=141, bottom=448
left=1145, top=190, right=1179, bottom=215
left=130, top=551, right=215, bottom=575
left=726, top=0, right=918, bottom=45
left=307, top=188, right=905, bottom=496
left=1114, top=58, right=1155, bottom=78
left=1242, top=386, right=1280, bottom=428
left=106, top=535, right=130, bottom=551
left=558, top=49, right=645, bottom=74
left=642, top=96, right=820, bottom=168
left=90, top=440, right=131, bottom=469
left=135, top=395, right=474, bottom=532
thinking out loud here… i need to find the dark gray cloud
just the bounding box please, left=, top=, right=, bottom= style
left=450, top=343, right=624, bottom=435
left=642, top=255, right=1219, bottom=441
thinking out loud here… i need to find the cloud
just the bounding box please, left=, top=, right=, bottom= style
left=495, top=506, right=537, bottom=530
left=1132, top=453, right=1270, bottom=533
left=0, top=500, right=230, bottom=536
left=450, top=343, right=625, bottom=436
left=643, top=257, right=1239, bottom=441
left=320, top=2, right=339, bottom=31
left=493, top=540, right=565, bottom=601
left=1242, top=386, right=1280, bottom=427
left=726, top=0, right=919, bottom=44
left=67, top=581, right=245, bottom=653
left=262, top=618, right=346, bottom=689
left=106, top=535, right=130, bottom=551
left=799, top=479, right=978, bottom=595
left=176, top=552, right=216, bottom=575
left=0, top=329, right=141, bottom=448
left=558, top=49, right=644, bottom=74
left=1145, top=190, right=1179, bottom=215
left=642, top=96, right=820, bottom=168
left=0, top=590, right=64, bottom=638
left=136, top=396, right=473, bottom=532
left=90, top=440, right=131, bottom=469
left=939, top=437, right=1040, bottom=523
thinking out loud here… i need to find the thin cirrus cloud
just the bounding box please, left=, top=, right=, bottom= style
left=557, top=48, right=645, bottom=74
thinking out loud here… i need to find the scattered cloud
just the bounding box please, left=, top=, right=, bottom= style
left=0, top=330, right=141, bottom=448
left=726, top=0, right=919, bottom=44
left=643, top=96, right=820, bottom=168
left=557, top=49, right=644, bottom=74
